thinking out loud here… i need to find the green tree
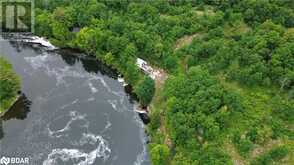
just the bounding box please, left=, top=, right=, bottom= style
left=199, top=147, right=233, bottom=165
left=135, top=76, right=155, bottom=106
left=0, top=57, right=20, bottom=112
left=35, top=10, right=53, bottom=38
left=124, top=62, right=140, bottom=85
left=150, top=144, right=170, bottom=165
left=75, top=27, right=106, bottom=54
left=50, top=21, right=72, bottom=46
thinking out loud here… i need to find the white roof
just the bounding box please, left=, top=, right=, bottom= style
left=136, top=58, right=157, bottom=80
left=136, top=58, right=147, bottom=67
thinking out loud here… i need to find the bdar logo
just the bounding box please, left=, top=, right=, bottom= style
left=0, top=157, right=10, bottom=165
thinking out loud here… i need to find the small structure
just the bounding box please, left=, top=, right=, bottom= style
left=71, top=27, right=81, bottom=33
left=136, top=58, right=160, bottom=80
left=136, top=58, right=149, bottom=73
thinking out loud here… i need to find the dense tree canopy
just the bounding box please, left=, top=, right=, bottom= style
left=162, top=67, right=241, bottom=164
left=150, top=144, right=170, bottom=165
left=34, top=1, right=294, bottom=164
left=135, top=76, right=155, bottom=106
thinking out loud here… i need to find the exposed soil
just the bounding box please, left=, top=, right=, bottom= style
left=174, top=33, right=200, bottom=50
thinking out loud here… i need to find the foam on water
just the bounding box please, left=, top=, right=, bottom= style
left=104, top=120, right=112, bottom=132
left=24, top=54, right=125, bottom=100
left=88, top=81, right=98, bottom=93
left=107, top=100, right=119, bottom=112
left=117, top=75, right=128, bottom=86
left=20, top=35, right=57, bottom=50
left=43, top=136, right=111, bottom=165
left=100, top=114, right=112, bottom=134
left=87, top=97, right=95, bottom=102
left=45, top=111, right=111, bottom=165
left=117, top=77, right=124, bottom=83
left=23, top=48, right=148, bottom=164
left=133, top=105, right=149, bottom=165
left=48, top=111, right=88, bottom=138
left=2, top=35, right=150, bottom=164
left=60, top=99, right=79, bottom=110
left=24, top=53, right=52, bottom=70
left=107, top=98, right=130, bottom=113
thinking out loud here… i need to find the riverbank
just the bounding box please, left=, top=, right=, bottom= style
left=0, top=94, right=21, bottom=118
left=19, top=31, right=163, bottom=163
left=32, top=1, right=294, bottom=164
left=18, top=34, right=157, bottom=123
left=0, top=56, right=21, bottom=114
left=0, top=38, right=151, bottom=164
left=0, top=93, right=31, bottom=121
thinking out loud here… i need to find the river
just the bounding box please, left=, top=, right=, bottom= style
left=0, top=35, right=150, bottom=165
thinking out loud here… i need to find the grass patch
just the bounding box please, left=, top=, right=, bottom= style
left=0, top=56, right=21, bottom=113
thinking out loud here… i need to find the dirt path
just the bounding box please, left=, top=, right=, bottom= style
left=154, top=68, right=168, bottom=89
left=174, top=33, right=201, bottom=50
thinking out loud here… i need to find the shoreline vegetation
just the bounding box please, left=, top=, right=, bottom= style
left=0, top=94, right=22, bottom=118
left=33, top=1, right=293, bottom=164
left=0, top=56, right=21, bottom=116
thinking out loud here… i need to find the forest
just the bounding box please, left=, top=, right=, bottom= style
left=0, top=57, right=20, bottom=113
left=33, top=0, right=293, bottom=164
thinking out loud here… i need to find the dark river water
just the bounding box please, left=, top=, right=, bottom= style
left=0, top=35, right=150, bottom=165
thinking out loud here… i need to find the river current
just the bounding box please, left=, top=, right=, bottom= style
left=0, top=35, right=150, bottom=165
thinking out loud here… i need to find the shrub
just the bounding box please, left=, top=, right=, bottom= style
left=251, top=146, right=289, bottom=165
left=134, top=76, right=155, bottom=106
left=0, top=57, right=20, bottom=112
left=150, top=144, right=170, bottom=165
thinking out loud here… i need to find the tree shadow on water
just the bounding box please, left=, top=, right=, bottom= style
left=59, top=49, right=119, bottom=78
left=0, top=94, right=31, bottom=140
